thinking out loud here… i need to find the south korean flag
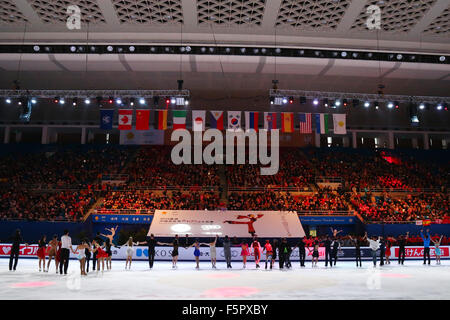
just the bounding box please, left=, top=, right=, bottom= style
left=227, top=111, right=241, bottom=130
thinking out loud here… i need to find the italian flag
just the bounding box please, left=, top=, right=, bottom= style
left=172, top=110, right=187, bottom=130
left=155, top=110, right=167, bottom=130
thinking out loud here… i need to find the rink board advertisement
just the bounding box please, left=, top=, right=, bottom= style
left=1, top=244, right=449, bottom=261
left=148, top=210, right=306, bottom=238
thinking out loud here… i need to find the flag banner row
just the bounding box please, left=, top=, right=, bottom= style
left=100, top=110, right=346, bottom=134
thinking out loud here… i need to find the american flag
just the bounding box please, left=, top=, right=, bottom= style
left=299, top=113, right=312, bottom=133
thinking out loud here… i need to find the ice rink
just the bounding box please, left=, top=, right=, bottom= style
left=1, top=258, right=449, bottom=300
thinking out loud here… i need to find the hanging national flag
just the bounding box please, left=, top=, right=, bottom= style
left=118, top=109, right=133, bottom=130
left=281, top=112, right=294, bottom=133
left=264, top=112, right=277, bottom=130
left=155, top=110, right=167, bottom=130
left=135, top=109, right=150, bottom=130
left=333, top=113, right=347, bottom=134
left=228, top=111, right=241, bottom=130
left=210, top=111, right=224, bottom=130
left=315, top=113, right=329, bottom=134
left=245, top=111, right=259, bottom=131
left=299, top=113, right=312, bottom=134
left=100, top=109, right=114, bottom=130
left=192, top=110, right=206, bottom=132
left=172, top=110, right=187, bottom=130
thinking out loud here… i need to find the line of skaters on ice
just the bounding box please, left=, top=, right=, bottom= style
left=7, top=227, right=445, bottom=275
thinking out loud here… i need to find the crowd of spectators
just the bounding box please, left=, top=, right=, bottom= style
left=99, top=190, right=221, bottom=211
left=127, top=147, right=221, bottom=187
left=226, top=149, right=313, bottom=190
left=0, top=188, right=96, bottom=222
left=0, top=146, right=130, bottom=189
left=0, top=145, right=448, bottom=223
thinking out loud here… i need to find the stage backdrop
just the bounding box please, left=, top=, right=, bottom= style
left=148, top=210, right=305, bottom=238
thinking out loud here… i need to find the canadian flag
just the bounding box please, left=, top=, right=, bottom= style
left=118, top=109, right=132, bottom=130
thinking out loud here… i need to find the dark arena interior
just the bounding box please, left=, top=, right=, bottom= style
left=0, top=0, right=449, bottom=307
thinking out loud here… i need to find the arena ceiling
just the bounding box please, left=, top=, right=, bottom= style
left=0, top=0, right=449, bottom=97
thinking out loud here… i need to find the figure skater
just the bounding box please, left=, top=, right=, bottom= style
left=294, top=237, right=306, bottom=267
left=385, top=236, right=396, bottom=265
left=364, top=232, right=381, bottom=267
left=263, top=240, right=273, bottom=270
left=190, top=240, right=202, bottom=269
left=201, top=235, right=218, bottom=268
left=139, top=234, right=157, bottom=269
left=397, top=232, right=409, bottom=265
left=100, top=227, right=118, bottom=270
left=250, top=236, right=262, bottom=268
left=349, top=235, right=362, bottom=267
left=74, top=240, right=91, bottom=276
left=308, top=241, right=320, bottom=267
left=158, top=235, right=180, bottom=268
left=37, top=235, right=47, bottom=272
left=271, top=239, right=278, bottom=269
left=47, top=235, right=58, bottom=273
left=9, top=229, right=27, bottom=271
left=92, top=240, right=108, bottom=273
left=222, top=236, right=232, bottom=269
left=330, top=227, right=343, bottom=238
left=240, top=241, right=250, bottom=268
left=331, top=236, right=341, bottom=266
left=85, top=240, right=92, bottom=273
left=121, top=237, right=138, bottom=270
left=421, top=229, right=431, bottom=265
left=55, top=239, right=62, bottom=274
left=432, top=235, right=443, bottom=265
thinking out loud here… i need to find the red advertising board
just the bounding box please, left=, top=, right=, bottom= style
left=393, top=246, right=449, bottom=258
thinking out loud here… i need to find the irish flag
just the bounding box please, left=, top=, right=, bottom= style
left=172, top=110, right=187, bottom=130
left=315, top=113, right=329, bottom=134
left=155, top=110, right=167, bottom=130
left=281, top=112, right=294, bottom=133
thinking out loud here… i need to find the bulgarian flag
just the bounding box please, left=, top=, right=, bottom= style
left=281, top=112, right=294, bottom=133
left=315, top=113, right=329, bottom=134
left=155, top=110, right=167, bottom=130
left=136, top=109, right=150, bottom=130
left=172, top=110, right=187, bottom=130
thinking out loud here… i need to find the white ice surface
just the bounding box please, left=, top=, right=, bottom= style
left=1, top=258, right=449, bottom=300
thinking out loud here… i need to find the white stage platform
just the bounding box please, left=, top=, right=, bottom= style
left=1, top=259, right=449, bottom=300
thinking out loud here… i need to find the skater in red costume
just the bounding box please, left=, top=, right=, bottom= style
left=240, top=241, right=250, bottom=269
left=250, top=236, right=262, bottom=269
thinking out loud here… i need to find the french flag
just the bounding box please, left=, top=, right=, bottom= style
left=210, top=111, right=224, bottom=130
left=264, top=112, right=277, bottom=130
left=245, top=111, right=259, bottom=131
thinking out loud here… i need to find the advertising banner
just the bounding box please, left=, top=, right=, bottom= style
left=1, top=244, right=448, bottom=261
left=149, top=210, right=306, bottom=238
left=119, top=129, right=164, bottom=145
left=92, top=214, right=153, bottom=224
left=299, top=216, right=357, bottom=225
left=392, top=246, right=450, bottom=259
